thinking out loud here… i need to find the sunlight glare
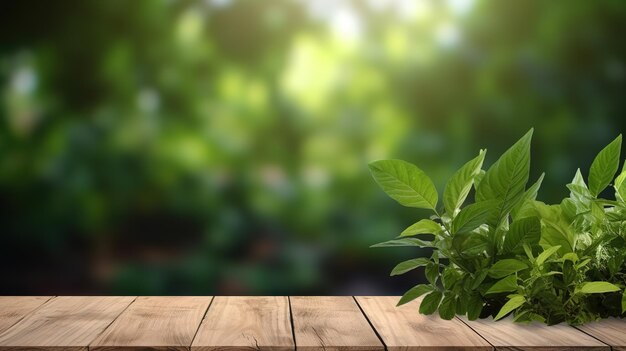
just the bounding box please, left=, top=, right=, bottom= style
left=331, top=6, right=362, bottom=41
left=436, top=22, right=460, bottom=47
left=448, top=0, right=474, bottom=16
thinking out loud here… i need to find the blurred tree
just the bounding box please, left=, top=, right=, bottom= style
left=0, top=0, right=624, bottom=295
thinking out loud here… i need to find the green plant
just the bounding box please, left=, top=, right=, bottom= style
left=369, top=129, right=626, bottom=325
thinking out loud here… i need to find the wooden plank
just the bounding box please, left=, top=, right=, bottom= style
left=462, top=317, right=609, bottom=351
left=192, top=296, right=294, bottom=351
left=356, top=296, right=492, bottom=351
left=290, top=296, right=384, bottom=351
left=0, top=296, right=134, bottom=351
left=0, top=296, right=52, bottom=334
left=90, top=296, right=212, bottom=351
left=576, top=318, right=626, bottom=351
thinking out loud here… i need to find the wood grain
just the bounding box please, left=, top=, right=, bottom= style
left=0, top=296, right=52, bottom=334
left=0, top=296, right=622, bottom=350
left=462, top=317, right=609, bottom=351
left=290, top=296, right=384, bottom=351
left=356, top=296, right=492, bottom=351
left=90, top=296, right=212, bottom=351
left=576, top=318, right=626, bottom=351
left=192, top=296, right=294, bottom=351
left=0, top=296, right=134, bottom=351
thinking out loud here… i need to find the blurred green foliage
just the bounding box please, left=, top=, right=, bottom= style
left=0, top=0, right=625, bottom=294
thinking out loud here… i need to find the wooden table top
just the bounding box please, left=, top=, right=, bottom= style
left=0, top=296, right=623, bottom=350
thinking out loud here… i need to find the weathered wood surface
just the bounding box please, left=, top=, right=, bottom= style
left=0, top=296, right=620, bottom=350
left=0, top=296, right=134, bottom=350
left=90, top=296, right=212, bottom=351
left=576, top=318, right=626, bottom=351
left=462, top=317, right=610, bottom=351
left=356, top=296, right=492, bottom=351
left=0, top=296, right=51, bottom=334
left=192, top=296, right=293, bottom=351
left=290, top=296, right=384, bottom=351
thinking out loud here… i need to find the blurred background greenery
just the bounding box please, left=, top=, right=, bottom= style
left=0, top=0, right=625, bottom=295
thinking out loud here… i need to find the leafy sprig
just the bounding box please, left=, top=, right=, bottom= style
left=370, top=129, right=626, bottom=325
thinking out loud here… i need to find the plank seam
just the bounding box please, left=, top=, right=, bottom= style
left=573, top=326, right=613, bottom=351
left=352, top=296, right=387, bottom=351
left=189, top=295, right=215, bottom=351
left=455, top=317, right=496, bottom=351
left=0, top=296, right=56, bottom=338
left=87, top=296, right=138, bottom=351
left=287, top=296, right=297, bottom=351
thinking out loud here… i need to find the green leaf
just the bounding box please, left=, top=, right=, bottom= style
left=577, top=281, right=621, bottom=294
left=390, top=258, right=430, bottom=276
left=568, top=169, right=592, bottom=202
left=399, top=219, right=443, bottom=237
left=476, top=129, right=533, bottom=225
left=563, top=261, right=576, bottom=286
left=589, top=135, right=622, bottom=197
left=474, top=170, right=486, bottom=190
left=614, top=162, right=626, bottom=202
left=438, top=294, right=457, bottom=320
left=608, top=256, right=624, bottom=276
left=488, top=259, right=528, bottom=279
left=431, top=250, right=439, bottom=264
left=577, top=258, right=592, bottom=269
left=512, top=310, right=529, bottom=323
left=494, top=294, right=525, bottom=320
left=536, top=245, right=561, bottom=266
left=511, top=173, right=545, bottom=220
left=442, top=267, right=461, bottom=289
left=370, top=238, right=433, bottom=248
left=451, top=200, right=498, bottom=234
left=526, top=313, right=546, bottom=324
left=622, top=290, right=626, bottom=313
left=540, top=223, right=574, bottom=256
left=560, top=198, right=578, bottom=220
left=452, top=232, right=489, bottom=256
left=369, top=160, right=438, bottom=210
left=443, top=150, right=486, bottom=216
left=466, top=294, right=483, bottom=320
left=419, top=291, right=443, bottom=315
left=397, top=284, right=433, bottom=306
left=425, top=262, right=439, bottom=285
left=456, top=295, right=468, bottom=315
left=502, top=216, right=541, bottom=253
left=523, top=243, right=534, bottom=261
left=572, top=167, right=588, bottom=187
left=534, top=202, right=574, bottom=255
left=485, top=275, right=518, bottom=295
left=471, top=270, right=489, bottom=290
left=562, top=252, right=579, bottom=263
left=591, top=201, right=606, bottom=221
